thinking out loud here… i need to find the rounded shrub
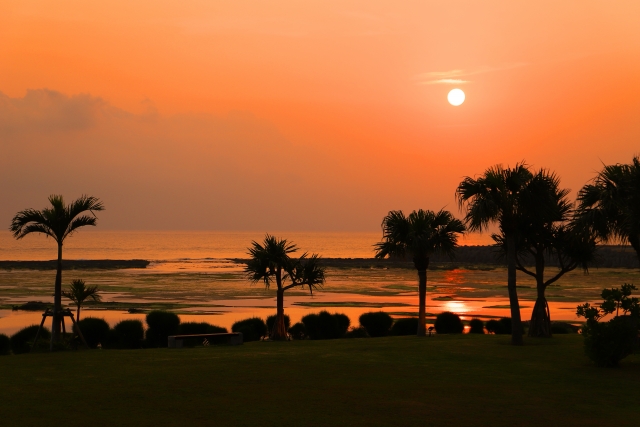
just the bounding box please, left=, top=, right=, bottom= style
left=550, top=321, right=577, bottom=334
left=10, top=325, right=50, bottom=354
left=486, top=318, right=512, bottom=334
left=301, top=311, right=347, bottom=340
left=0, top=334, right=11, bottom=355
left=434, top=311, right=464, bottom=334
left=109, top=320, right=144, bottom=349
left=333, top=313, right=351, bottom=336
left=77, top=317, right=110, bottom=348
left=582, top=316, right=639, bottom=367
left=359, top=311, right=393, bottom=338
left=390, top=318, right=420, bottom=336
left=232, top=317, right=267, bottom=342
left=468, top=318, right=485, bottom=334
left=344, top=327, right=369, bottom=338
left=178, top=322, right=227, bottom=347
left=145, top=311, right=181, bottom=347
left=266, top=314, right=291, bottom=335
left=288, top=322, right=308, bottom=340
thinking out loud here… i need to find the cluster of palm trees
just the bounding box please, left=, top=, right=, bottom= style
left=9, top=156, right=639, bottom=347
left=375, top=156, right=640, bottom=344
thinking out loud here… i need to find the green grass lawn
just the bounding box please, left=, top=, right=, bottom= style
left=1, top=335, right=638, bottom=426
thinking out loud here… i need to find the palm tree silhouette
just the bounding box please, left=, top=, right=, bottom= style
left=492, top=170, right=596, bottom=337
left=577, top=156, right=640, bottom=266
left=62, top=279, right=102, bottom=322
left=10, top=195, right=104, bottom=343
left=456, top=163, right=552, bottom=345
left=246, top=235, right=325, bottom=340
left=374, top=209, right=465, bottom=336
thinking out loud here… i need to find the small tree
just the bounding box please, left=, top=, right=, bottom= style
left=62, top=279, right=102, bottom=322
left=245, top=235, right=326, bottom=340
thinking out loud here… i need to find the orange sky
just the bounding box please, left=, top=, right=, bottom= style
left=1, top=1, right=639, bottom=232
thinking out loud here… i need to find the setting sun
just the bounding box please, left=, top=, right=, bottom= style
left=447, top=88, right=465, bottom=106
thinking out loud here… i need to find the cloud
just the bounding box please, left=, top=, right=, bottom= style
left=417, top=63, right=528, bottom=85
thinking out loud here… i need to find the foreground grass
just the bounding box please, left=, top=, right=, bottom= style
left=1, top=335, right=638, bottom=426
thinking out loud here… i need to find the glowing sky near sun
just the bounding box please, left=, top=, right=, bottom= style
left=1, top=1, right=639, bottom=231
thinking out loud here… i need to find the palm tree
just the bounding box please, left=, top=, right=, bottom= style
left=374, top=209, right=465, bottom=336
left=245, top=235, right=326, bottom=340
left=10, top=195, right=104, bottom=343
left=456, top=163, right=558, bottom=345
left=62, top=279, right=102, bottom=322
left=576, top=156, right=640, bottom=266
left=491, top=169, right=596, bottom=336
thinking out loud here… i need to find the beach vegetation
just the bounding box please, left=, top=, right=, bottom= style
left=301, top=311, right=349, bottom=340
left=62, top=279, right=102, bottom=323
left=288, top=322, right=308, bottom=340
left=434, top=311, right=464, bottom=334
left=109, top=320, right=144, bottom=349
left=468, top=318, right=485, bottom=334
left=375, top=209, right=464, bottom=336
left=10, top=325, right=51, bottom=354
left=145, top=310, right=181, bottom=347
left=344, top=326, right=369, bottom=338
left=0, top=334, right=10, bottom=355
left=77, top=317, right=110, bottom=349
left=390, top=317, right=420, bottom=336
left=359, top=311, right=393, bottom=337
left=231, top=317, right=267, bottom=342
left=266, top=314, right=290, bottom=333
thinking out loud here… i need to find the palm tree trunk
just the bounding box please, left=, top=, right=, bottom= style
left=528, top=254, right=551, bottom=337
left=271, top=288, right=288, bottom=340
left=76, top=305, right=81, bottom=323
left=506, top=233, right=523, bottom=345
left=52, top=242, right=63, bottom=344
left=417, top=269, right=427, bottom=336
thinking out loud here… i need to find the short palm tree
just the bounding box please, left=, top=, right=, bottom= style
left=10, top=195, right=104, bottom=343
left=374, top=209, right=465, bottom=336
left=576, top=156, right=640, bottom=266
left=246, top=235, right=326, bottom=340
left=62, top=279, right=102, bottom=322
left=456, top=163, right=558, bottom=345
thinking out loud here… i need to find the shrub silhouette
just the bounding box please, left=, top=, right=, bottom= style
left=145, top=311, right=181, bottom=347
left=486, top=318, right=512, bottom=334
left=109, top=320, right=144, bottom=349
left=390, top=318, right=420, bottom=336
left=232, top=317, right=267, bottom=342
left=435, top=312, right=463, bottom=334
left=550, top=321, right=576, bottom=334
left=468, top=318, right=485, bottom=334
left=333, top=313, right=351, bottom=336
left=344, top=327, right=369, bottom=338
left=359, top=312, right=393, bottom=337
left=288, top=322, right=308, bottom=340
left=77, top=317, right=110, bottom=348
left=302, top=311, right=349, bottom=339
left=0, top=334, right=10, bottom=355
left=10, top=325, right=50, bottom=354
left=179, top=322, right=227, bottom=346
left=266, top=314, right=290, bottom=335
left=582, top=316, right=639, bottom=367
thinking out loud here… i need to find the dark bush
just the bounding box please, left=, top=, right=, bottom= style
left=302, top=311, right=348, bottom=340
left=288, top=322, right=308, bottom=340
left=468, top=318, right=485, bottom=334
left=145, top=311, right=181, bottom=347
left=178, top=322, right=228, bottom=347
left=486, top=318, right=512, bottom=334
left=359, top=311, right=393, bottom=337
left=0, top=334, right=10, bottom=355
left=485, top=319, right=501, bottom=334
left=266, top=314, right=291, bottom=335
left=77, top=317, right=110, bottom=348
left=550, top=321, right=577, bottom=334
left=333, top=313, right=351, bottom=336
left=10, top=325, right=50, bottom=354
left=582, top=316, right=639, bottom=367
left=435, top=312, right=463, bottom=334
left=498, top=317, right=512, bottom=334
left=390, top=318, right=419, bottom=336
left=232, top=317, right=267, bottom=342
left=109, top=320, right=144, bottom=349
left=344, top=327, right=369, bottom=338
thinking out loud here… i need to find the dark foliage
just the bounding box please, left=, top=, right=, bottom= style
left=232, top=317, right=267, bottom=342
left=0, top=334, right=10, bottom=355
left=288, top=322, right=308, bottom=340
left=302, top=311, right=349, bottom=340
left=178, top=322, right=228, bottom=346
left=77, top=317, right=110, bottom=348
left=10, top=325, right=51, bottom=354
left=468, top=318, right=485, bottom=334
left=344, top=327, right=369, bottom=338
left=486, top=317, right=513, bottom=335
left=435, top=312, right=464, bottom=334
left=550, top=322, right=578, bottom=334
left=109, top=320, right=144, bottom=349
left=145, top=311, right=181, bottom=347
left=390, top=318, right=420, bottom=336
left=359, top=311, right=393, bottom=338
left=11, top=301, right=51, bottom=311
left=266, top=315, right=291, bottom=334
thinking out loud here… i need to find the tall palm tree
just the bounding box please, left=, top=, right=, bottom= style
left=374, top=209, right=465, bottom=336
left=456, top=163, right=558, bottom=345
left=492, top=170, right=596, bottom=336
left=576, top=156, right=640, bottom=266
left=245, top=235, right=326, bottom=340
left=10, top=195, right=104, bottom=343
left=62, top=279, right=102, bottom=322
